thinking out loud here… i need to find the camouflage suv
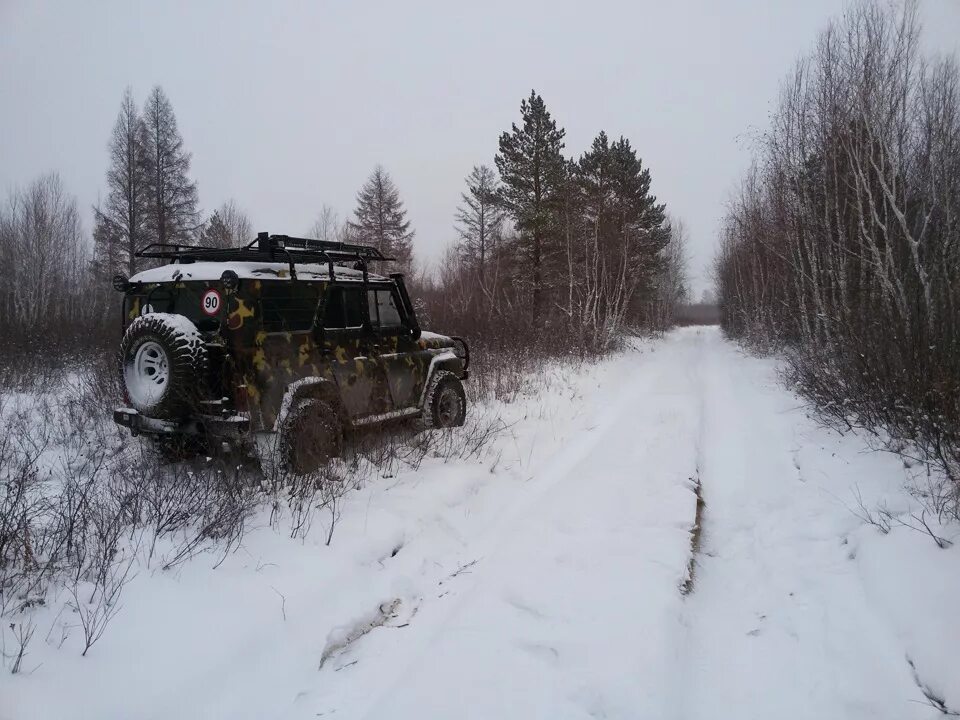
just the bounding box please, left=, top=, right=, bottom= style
left=112, top=233, right=469, bottom=471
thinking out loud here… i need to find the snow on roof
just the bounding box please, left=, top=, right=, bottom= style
left=129, top=261, right=388, bottom=284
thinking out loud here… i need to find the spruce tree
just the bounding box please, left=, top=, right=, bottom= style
left=94, top=87, right=149, bottom=276
left=454, top=165, right=504, bottom=284
left=495, top=90, right=567, bottom=321
left=141, top=86, right=199, bottom=245
left=348, top=166, right=414, bottom=271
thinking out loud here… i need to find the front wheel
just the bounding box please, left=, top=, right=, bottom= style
left=423, top=371, right=467, bottom=428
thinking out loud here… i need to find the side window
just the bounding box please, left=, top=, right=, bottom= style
left=260, top=281, right=320, bottom=332
left=367, top=289, right=403, bottom=330
left=324, top=286, right=366, bottom=329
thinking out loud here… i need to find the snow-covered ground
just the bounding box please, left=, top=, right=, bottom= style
left=2, top=327, right=958, bottom=719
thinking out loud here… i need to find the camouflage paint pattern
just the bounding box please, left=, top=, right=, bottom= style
left=122, top=275, right=464, bottom=432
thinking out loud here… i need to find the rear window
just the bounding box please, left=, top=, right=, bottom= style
left=259, top=281, right=320, bottom=332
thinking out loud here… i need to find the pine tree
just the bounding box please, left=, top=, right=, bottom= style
left=576, top=131, right=615, bottom=237
left=94, top=87, right=149, bottom=276
left=454, top=165, right=504, bottom=284
left=141, top=86, right=199, bottom=245
left=608, top=136, right=669, bottom=287
left=495, top=90, right=567, bottom=320
left=348, top=166, right=414, bottom=271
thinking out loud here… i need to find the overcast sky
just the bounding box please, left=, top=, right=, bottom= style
left=2, top=1, right=958, bottom=294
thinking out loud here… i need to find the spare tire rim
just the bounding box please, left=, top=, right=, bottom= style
left=436, top=387, right=461, bottom=427
left=128, top=340, right=169, bottom=405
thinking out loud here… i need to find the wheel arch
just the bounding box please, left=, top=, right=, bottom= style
left=418, top=350, right=462, bottom=408
left=273, top=377, right=345, bottom=432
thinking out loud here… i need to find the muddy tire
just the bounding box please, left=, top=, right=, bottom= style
left=119, top=313, right=208, bottom=419
left=280, top=398, right=344, bottom=474
left=423, top=371, right=467, bottom=428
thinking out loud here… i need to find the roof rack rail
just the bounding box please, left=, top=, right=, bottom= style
left=135, top=232, right=394, bottom=282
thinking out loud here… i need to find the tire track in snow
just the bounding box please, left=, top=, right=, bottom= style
left=674, top=328, right=932, bottom=720
left=326, top=334, right=704, bottom=720
left=680, top=328, right=708, bottom=596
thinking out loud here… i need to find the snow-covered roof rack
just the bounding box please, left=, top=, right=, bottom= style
left=135, top=232, right=394, bottom=282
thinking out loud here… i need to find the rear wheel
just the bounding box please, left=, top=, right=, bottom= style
left=423, top=371, right=467, bottom=428
left=280, top=398, right=344, bottom=474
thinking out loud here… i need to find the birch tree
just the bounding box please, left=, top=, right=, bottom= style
left=714, top=0, right=960, bottom=507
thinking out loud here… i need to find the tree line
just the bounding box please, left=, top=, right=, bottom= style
left=424, top=90, right=687, bottom=354
left=0, top=84, right=686, bottom=362
left=0, top=84, right=417, bottom=357
left=714, top=1, right=959, bottom=516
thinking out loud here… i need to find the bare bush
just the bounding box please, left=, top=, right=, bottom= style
left=0, top=174, right=114, bottom=365
left=69, top=543, right=137, bottom=657
left=715, top=1, right=960, bottom=524
left=3, top=618, right=36, bottom=674
left=0, top=400, right=53, bottom=616
left=159, top=465, right=257, bottom=571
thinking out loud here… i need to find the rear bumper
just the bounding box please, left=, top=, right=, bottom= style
left=113, top=407, right=250, bottom=438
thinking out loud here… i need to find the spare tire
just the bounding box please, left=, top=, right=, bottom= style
left=119, top=313, right=208, bottom=419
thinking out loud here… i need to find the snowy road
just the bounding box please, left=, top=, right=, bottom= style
left=332, top=327, right=947, bottom=720
left=5, top=327, right=957, bottom=720
left=675, top=329, right=950, bottom=720
left=338, top=328, right=705, bottom=719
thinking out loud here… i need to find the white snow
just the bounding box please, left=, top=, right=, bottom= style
left=2, top=327, right=958, bottom=719
left=129, top=261, right=385, bottom=284
left=148, top=311, right=206, bottom=337
left=416, top=330, right=451, bottom=342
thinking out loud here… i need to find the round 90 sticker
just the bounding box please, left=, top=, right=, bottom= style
left=201, top=288, right=222, bottom=316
